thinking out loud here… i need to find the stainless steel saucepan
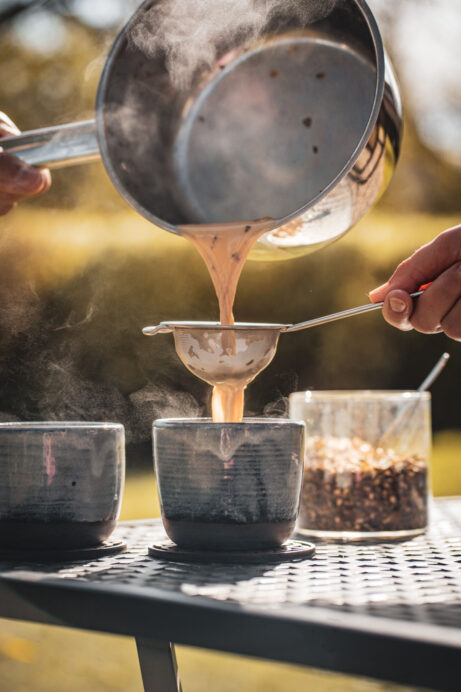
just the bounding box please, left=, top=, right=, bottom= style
left=1, top=0, right=402, bottom=259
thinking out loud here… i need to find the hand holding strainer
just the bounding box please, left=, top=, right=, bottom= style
left=143, top=292, right=424, bottom=388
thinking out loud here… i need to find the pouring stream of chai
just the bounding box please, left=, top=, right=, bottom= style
left=179, top=219, right=273, bottom=423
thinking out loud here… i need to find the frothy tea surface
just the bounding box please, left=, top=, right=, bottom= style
left=179, top=220, right=272, bottom=422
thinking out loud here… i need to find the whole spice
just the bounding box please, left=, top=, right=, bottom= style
left=299, top=436, right=428, bottom=533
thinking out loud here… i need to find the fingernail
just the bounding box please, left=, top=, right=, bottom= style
left=389, top=297, right=407, bottom=313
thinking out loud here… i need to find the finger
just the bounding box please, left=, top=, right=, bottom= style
left=410, top=262, right=461, bottom=334
left=0, top=152, right=46, bottom=195
left=0, top=189, right=29, bottom=205
left=31, top=168, right=52, bottom=197
left=0, top=201, right=17, bottom=216
left=0, top=123, right=20, bottom=137
left=441, top=298, right=461, bottom=341
left=369, top=225, right=461, bottom=302
left=0, top=173, right=51, bottom=204
left=0, top=112, right=20, bottom=137
left=382, top=289, right=414, bottom=331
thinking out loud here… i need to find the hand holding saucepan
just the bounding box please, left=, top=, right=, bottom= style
left=0, top=112, right=51, bottom=216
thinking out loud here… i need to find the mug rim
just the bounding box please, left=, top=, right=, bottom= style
left=0, top=421, right=124, bottom=430
left=154, top=417, right=305, bottom=427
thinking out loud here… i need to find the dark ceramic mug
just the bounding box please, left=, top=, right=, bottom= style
left=153, top=418, right=305, bottom=550
left=0, top=422, right=125, bottom=549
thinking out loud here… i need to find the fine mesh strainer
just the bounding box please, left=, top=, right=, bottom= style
left=143, top=292, right=423, bottom=388
left=146, top=322, right=284, bottom=388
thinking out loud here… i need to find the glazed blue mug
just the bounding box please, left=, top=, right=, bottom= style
left=154, top=418, right=305, bottom=550
left=0, top=422, right=125, bottom=549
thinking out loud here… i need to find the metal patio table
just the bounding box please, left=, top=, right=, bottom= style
left=1, top=497, right=461, bottom=692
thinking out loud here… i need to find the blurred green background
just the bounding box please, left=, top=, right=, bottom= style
left=0, top=0, right=459, bottom=690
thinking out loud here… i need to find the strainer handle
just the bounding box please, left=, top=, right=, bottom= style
left=0, top=120, right=100, bottom=169
left=285, top=291, right=424, bottom=333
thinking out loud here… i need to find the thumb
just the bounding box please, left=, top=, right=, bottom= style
left=382, top=289, right=414, bottom=331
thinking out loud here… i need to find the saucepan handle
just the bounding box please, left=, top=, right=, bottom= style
left=0, top=120, right=100, bottom=169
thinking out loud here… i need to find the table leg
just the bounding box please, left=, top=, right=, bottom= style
left=135, top=638, right=183, bottom=692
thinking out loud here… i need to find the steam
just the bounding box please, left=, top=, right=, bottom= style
left=37, top=354, right=130, bottom=425
left=54, top=303, right=95, bottom=331
left=106, top=94, right=159, bottom=159
left=0, top=281, right=42, bottom=338
left=0, top=412, right=20, bottom=423
left=33, top=358, right=203, bottom=444
left=262, top=370, right=299, bottom=418
left=130, top=0, right=338, bottom=89
left=263, top=396, right=289, bottom=418
left=129, top=384, right=203, bottom=443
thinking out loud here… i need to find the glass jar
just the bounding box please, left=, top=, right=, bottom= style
left=289, top=391, right=431, bottom=541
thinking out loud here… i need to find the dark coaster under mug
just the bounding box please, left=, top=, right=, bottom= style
left=148, top=538, right=315, bottom=564
left=0, top=538, right=126, bottom=562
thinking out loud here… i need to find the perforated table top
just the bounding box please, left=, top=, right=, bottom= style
left=1, top=498, right=461, bottom=691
